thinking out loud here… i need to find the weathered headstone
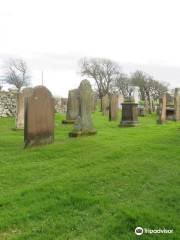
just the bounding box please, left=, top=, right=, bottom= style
left=157, top=94, right=166, bottom=124
left=166, top=105, right=175, bottom=120
left=109, top=95, right=118, bottom=121
left=24, top=86, right=54, bottom=147
left=174, top=88, right=180, bottom=121
left=144, top=98, right=149, bottom=114
left=62, top=89, right=79, bottom=124
left=117, top=94, right=124, bottom=109
left=91, top=92, right=97, bottom=113
left=69, top=80, right=96, bottom=137
left=138, top=106, right=145, bottom=117
left=102, top=94, right=109, bottom=115
left=16, top=88, right=33, bottom=129
left=120, top=98, right=139, bottom=127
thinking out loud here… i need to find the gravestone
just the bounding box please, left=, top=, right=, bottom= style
left=120, top=98, right=139, bottom=127
left=166, top=105, right=175, bottom=120
left=109, top=95, right=118, bottom=121
left=157, top=94, right=166, bottom=124
left=91, top=92, right=97, bottom=112
left=24, top=86, right=54, bottom=147
left=144, top=99, right=149, bottom=114
left=62, top=89, right=79, bottom=124
left=174, top=88, right=180, bottom=121
left=16, top=88, right=33, bottom=129
left=102, top=94, right=109, bottom=115
left=69, top=80, right=96, bottom=137
left=138, top=106, right=145, bottom=117
left=117, top=94, right=124, bottom=109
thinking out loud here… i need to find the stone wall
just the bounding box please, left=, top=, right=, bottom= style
left=0, top=90, right=17, bottom=117
left=0, top=90, right=68, bottom=118
left=54, top=97, right=67, bottom=113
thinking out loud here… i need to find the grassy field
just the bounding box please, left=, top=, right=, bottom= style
left=0, top=112, right=179, bottom=240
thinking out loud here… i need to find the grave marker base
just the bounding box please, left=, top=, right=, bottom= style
left=69, top=129, right=97, bottom=137
left=24, top=136, right=54, bottom=148
left=62, top=119, right=75, bottom=124
left=120, top=121, right=139, bottom=127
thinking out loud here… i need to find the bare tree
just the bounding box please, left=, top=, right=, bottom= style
left=131, top=70, right=168, bottom=113
left=3, top=58, right=31, bottom=92
left=79, top=57, right=120, bottom=111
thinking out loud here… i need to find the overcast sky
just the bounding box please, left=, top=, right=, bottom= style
left=0, top=0, right=180, bottom=97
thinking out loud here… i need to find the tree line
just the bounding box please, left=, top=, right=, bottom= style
left=0, top=57, right=168, bottom=113
left=79, top=57, right=168, bottom=112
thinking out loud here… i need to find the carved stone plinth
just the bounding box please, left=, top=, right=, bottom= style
left=120, top=102, right=139, bottom=127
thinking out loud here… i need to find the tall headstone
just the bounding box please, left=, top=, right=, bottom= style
left=144, top=98, right=149, bottom=114
left=117, top=94, right=124, bottom=109
left=16, top=88, right=33, bottom=129
left=137, top=106, right=145, bottom=117
left=62, top=89, right=79, bottom=124
left=102, top=94, right=109, bottom=115
left=120, top=98, right=139, bottom=127
left=157, top=94, right=166, bottom=124
left=109, top=95, right=118, bottom=121
left=69, top=80, right=96, bottom=137
left=166, top=105, right=175, bottom=120
left=91, top=92, right=97, bottom=112
left=24, top=86, right=54, bottom=147
left=174, top=88, right=180, bottom=121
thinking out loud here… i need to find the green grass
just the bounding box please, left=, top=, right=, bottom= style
left=0, top=112, right=179, bottom=240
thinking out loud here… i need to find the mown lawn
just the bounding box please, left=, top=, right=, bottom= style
left=0, top=112, right=179, bottom=240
